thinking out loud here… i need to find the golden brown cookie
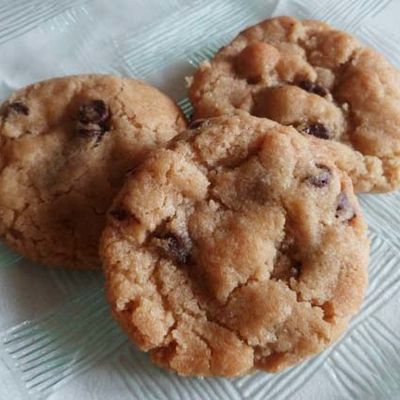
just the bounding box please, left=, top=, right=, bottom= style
left=0, top=74, right=186, bottom=268
left=101, top=113, right=369, bottom=376
left=189, top=16, right=400, bottom=192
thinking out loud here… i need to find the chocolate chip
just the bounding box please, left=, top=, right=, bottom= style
left=298, top=80, right=328, bottom=97
left=307, top=164, right=332, bottom=188
left=290, top=261, right=302, bottom=278
left=126, top=166, right=138, bottom=176
left=308, top=172, right=331, bottom=188
left=9, top=228, right=24, bottom=240
left=335, top=193, right=356, bottom=221
left=304, top=123, right=330, bottom=140
left=7, top=101, right=29, bottom=116
left=78, top=100, right=109, bottom=124
left=298, top=80, right=313, bottom=92
left=157, top=233, right=190, bottom=265
left=109, top=209, right=128, bottom=221
left=77, top=100, right=110, bottom=139
left=189, top=118, right=206, bottom=129
left=313, top=86, right=329, bottom=97
left=77, top=123, right=105, bottom=138
left=246, top=76, right=261, bottom=85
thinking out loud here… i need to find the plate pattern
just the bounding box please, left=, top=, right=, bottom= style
left=0, top=0, right=399, bottom=399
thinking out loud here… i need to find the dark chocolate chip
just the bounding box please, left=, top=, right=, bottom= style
left=246, top=76, right=261, bottom=85
left=126, top=165, right=138, bottom=176
left=298, top=80, right=313, bottom=92
left=77, top=100, right=110, bottom=139
left=109, top=209, right=128, bottom=221
left=189, top=118, right=206, bottom=129
left=307, top=164, right=332, bottom=188
left=78, top=100, right=109, bottom=124
left=290, top=261, right=302, bottom=278
left=77, top=123, right=105, bottom=138
left=335, top=193, right=356, bottom=221
left=312, top=85, right=329, bottom=97
left=7, top=101, right=29, bottom=116
left=9, top=228, right=24, bottom=240
left=304, top=123, right=330, bottom=140
left=298, top=80, right=328, bottom=97
left=308, top=172, right=331, bottom=188
left=157, top=233, right=190, bottom=265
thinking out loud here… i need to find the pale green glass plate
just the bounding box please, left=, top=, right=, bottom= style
left=0, top=1, right=399, bottom=399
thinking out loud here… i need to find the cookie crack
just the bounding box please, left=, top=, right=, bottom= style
left=150, top=263, right=180, bottom=346
left=113, top=82, right=144, bottom=131
left=148, top=244, right=254, bottom=352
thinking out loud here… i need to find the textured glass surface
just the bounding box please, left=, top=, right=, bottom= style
left=0, top=1, right=399, bottom=399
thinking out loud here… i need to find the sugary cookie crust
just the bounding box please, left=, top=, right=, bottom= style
left=189, top=16, right=400, bottom=192
left=101, top=113, right=369, bottom=376
left=0, top=74, right=186, bottom=268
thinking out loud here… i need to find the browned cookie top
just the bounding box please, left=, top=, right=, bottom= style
left=0, top=75, right=186, bottom=268
left=189, top=16, right=400, bottom=193
left=101, top=113, right=369, bottom=376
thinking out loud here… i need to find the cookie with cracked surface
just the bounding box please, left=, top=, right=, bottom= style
left=100, top=113, right=369, bottom=376
left=189, top=16, right=400, bottom=192
left=0, top=75, right=186, bottom=268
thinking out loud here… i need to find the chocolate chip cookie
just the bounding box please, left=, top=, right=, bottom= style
left=101, top=113, right=369, bottom=376
left=189, top=16, right=400, bottom=192
left=0, top=75, right=186, bottom=268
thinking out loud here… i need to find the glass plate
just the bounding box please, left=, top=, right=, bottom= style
left=0, top=1, right=399, bottom=399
